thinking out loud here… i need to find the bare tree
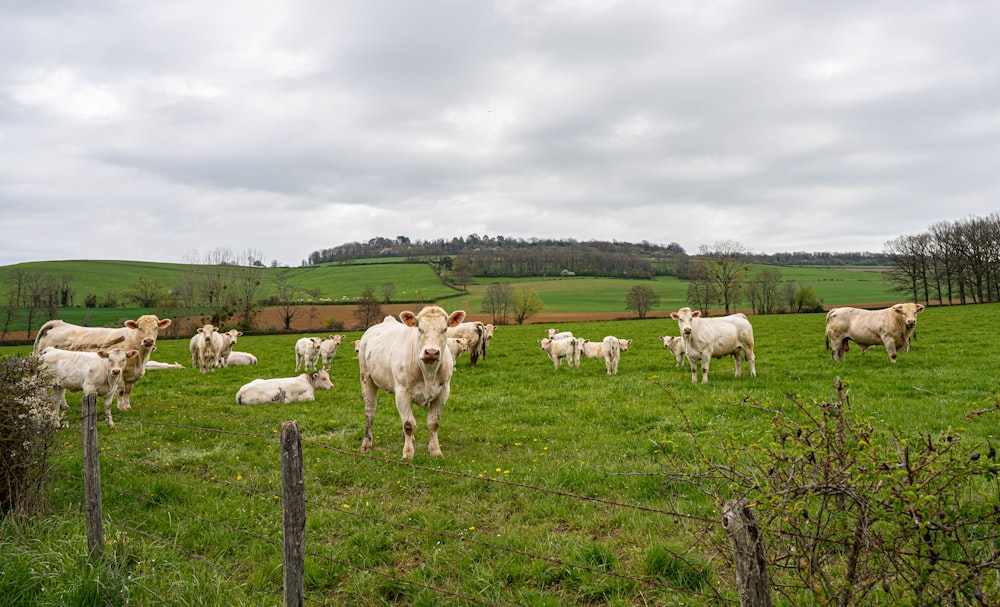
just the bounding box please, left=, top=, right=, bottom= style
left=480, top=283, right=513, bottom=325
left=126, top=276, right=163, bottom=307
left=231, top=248, right=265, bottom=332
left=381, top=282, right=396, bottom=303
left=698, top=240, right=750, bottom=314
left=884, top=233, right=931, bottom=304
left=746, top=268, right=782, bottom=315
left=511, top=288, right=544, bottom=325
left=353, top=286, right=383, bottom=330
left=686, top=261, right=717, bottom=316
left=625, top=284, right=660, bottom=319
left=275, top=271, right=298, bottom=331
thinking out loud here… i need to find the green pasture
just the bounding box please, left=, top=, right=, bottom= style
left=3, top=302, right=1000, bottom=605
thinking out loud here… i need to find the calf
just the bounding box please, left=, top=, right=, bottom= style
left=318, top=335, right=345, bottom=370
left=447, top=321, right=486, bottom=367
left=227, top=351, right=258, bottom=366
left=825, top=303, right=924, bottom=362
left=190, top=324, right=223, bottom=373
left=658, top=335, right=687, bottom=367
left=216, top=329, right=243, bottom=368
left=671, top=307, right=756, bottom=384
left=538, top=337, right=579, bottom=369
left=236, top=370, right=334, bottom=405
left=359, top=306, right=466, bottom=459
left=39, top=347, right=139, bottom=427
left=294, top=337, right=324, bottom=372
left=602, top=336, right=631, bottom=376
left=546, top=328, right=575, bottom=340
left=447, top=337, right=470, bottom=361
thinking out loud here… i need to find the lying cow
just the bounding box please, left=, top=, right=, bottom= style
left=236, top=370, right=333, bottom=405
left=33, top=314, right=171, bottom=414
left=145, top=360, right=185, bottom=370
left=39, top=347, right=139, bottom=427
left=546, top=328, right=575, bottom=340
left=359, top=306, right=466, bottom=459
left=825, top=303, right=925, bottom=362
left=658, top=335, right=687, bottom=367
left=227, top=351, right=259, bottom=366
left=671, top=307, right=756, bottom=384
left=294, top=337, right=324, bottom=372
left=538, top=337, right=579, bottom=369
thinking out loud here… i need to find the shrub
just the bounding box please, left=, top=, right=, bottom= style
left=0, top=355, right=56, bottom=514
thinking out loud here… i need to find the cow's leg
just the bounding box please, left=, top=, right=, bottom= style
left=733, top=350, right=743, bottom=377
left=700, top=357, right=710, bottom=384
left=882, top=335, right=899, bottom=362
left=360, top=375, right=378, bottom=453
left=688, top=357, right=699, bottom=384
left=426, top=389, right=449, bottom=458
left=116, top=382, right=133, bottom=411
left=746, top=347, right=757, bottom=378
left=395, top=393, right=417, bottom=460
left=49, top=387, right=66, bottom=427
left=103, top=396, right=116, bottom=428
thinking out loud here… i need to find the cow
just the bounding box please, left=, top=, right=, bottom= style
left=190, top=324, right=223, bottom=373
left=32, top=314, right=171, bottom=414
left=546, top=328, right=575, bottom=340
left=602, top=336, right=631, bottom=376
left=670, top=307, right=756, bottom=384
left=216, top=329, right=243, bottom=368
left=318, top=335, right=346, bottom=370
left=236, top=370, right=334, bottom=405
left=825, top=303, right=925, bottom=362
left=227, top=351, right=259, bottom=366
left=294, top=337, right=324, bottom=372
left=352, top=340, right=361, bottom=356
left=145, top=360, right=185, bottom=370
left=658, top=335, right=687, bottom=367
left=537, top=337, right=579, bottom=369
left=358, top=306, right=466, bottom=459
left=39, top=347, right=139, bottom=428
left=447, top=337, right=470, bottom=361
left=447, top=321, right=486, bottom=367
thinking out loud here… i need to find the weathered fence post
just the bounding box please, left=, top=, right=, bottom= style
left=81, top=393, right=103, bottom=559
left=722, top=498, right=772, bottom=607
left=281, top=421, right=305, bottom=607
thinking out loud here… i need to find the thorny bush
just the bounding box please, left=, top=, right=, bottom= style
left=658, top=377, right=1000, bottom=607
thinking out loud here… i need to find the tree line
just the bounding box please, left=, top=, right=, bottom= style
left=884, top=212, right=1000, bottom=305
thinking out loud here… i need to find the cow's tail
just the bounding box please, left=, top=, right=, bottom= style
left=32, top=319, right=60, bottom=356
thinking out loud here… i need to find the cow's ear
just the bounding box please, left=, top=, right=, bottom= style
left=125, top=320, right=138, bottom=329
left=916, top=304, right=925, bottom=313
left=97, top=350, right=109, bottom=359
left=400, top=311, right=417, bottom=327
left=670, top=313, right=679, bottom=319
left=692, top=311, right=702, bottom=318
left=128, top=350, right=139, bottom=358
left=158, top=318, right=172, bottom=329
left=448, top=310, right=466, bottom=327
left=892, top=304, right=904, bottom=314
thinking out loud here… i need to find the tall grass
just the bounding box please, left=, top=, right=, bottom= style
left=2, top=302, right=997, bottom=605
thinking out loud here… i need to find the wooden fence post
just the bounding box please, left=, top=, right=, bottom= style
left=81, top=393, right=103, bottom=560
left=281, top=421, right=305, bottom=607
left=722, top=498, right=772, bottom=607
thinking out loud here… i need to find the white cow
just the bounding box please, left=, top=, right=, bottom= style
left=447, top=337, right=470, bottom=361
left=546, top=328, right=575, bottom=340
left=825, top=303, right=925, bottom=362
left=145, top=360, right=185, bottom=370
left=236, top=370, right=334, bottom=405
left=359, top=306, right=466, bottom=459
left=190, top=324, right=223, bottom=373
left=216, top=329, right=243, bottom=368
left=480, top=324, right=496, bottom=360
left=352, top=340, right=361, bottom=356
left=538, top=337, right=579, bottom=369
left=227, top=351, right=259, bottom=366
left=39, top=347, right=139, bottom=427
left=670, top=307, right=757, bottom=384
left=577, top=338, right=604, bottom=365
left=318, top=334, right=346, bottom=370
left=602, top=336, right=632, bottom=376
left=294, top=337, right=324, bottom=372
left=32, top=315, right=171, bottom=413
left=447, top=321, right=486, bottom=367
left=658, top=335, right=687, bottom=367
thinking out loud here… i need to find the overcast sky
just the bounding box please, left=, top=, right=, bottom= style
left=2, top=1, right=998, bottom=267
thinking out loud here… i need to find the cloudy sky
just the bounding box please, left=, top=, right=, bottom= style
left=2, top=1, right=998, bottom=267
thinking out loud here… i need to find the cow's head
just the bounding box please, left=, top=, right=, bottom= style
left=892, top=303, right=925, bottom=327
left=537, top=338, right=552, bottom=351
left=308, top=370, right=334, bottom=391
left=619, top=339, right=632, bottom=352
left=401, top=306, right=466, bottom=364
left=670, top=307, right=701, bottom=336
left=127, top=315, right=172, bottom=349
left=98, top=348, right=139, bottom=378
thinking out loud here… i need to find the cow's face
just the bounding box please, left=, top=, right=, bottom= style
left=538, top=338, right=551, bottom=351
left=619, top=339, right=632, bottom=352
left=671, top=307, right=700, bottom=336
left=98, top=348, right=138, bottom=377
left=892, top=303, right=925, bottom=327
left=404, top=307, right=465, bottom=364
left=127, top=315, right=172, bottom=348
left=310, top=370, right=334, bottom=390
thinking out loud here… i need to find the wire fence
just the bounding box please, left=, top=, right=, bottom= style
left=66, top=395, right=756, bottom=606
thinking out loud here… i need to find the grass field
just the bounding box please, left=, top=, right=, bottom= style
left=2, top=301, right=999, bottom=605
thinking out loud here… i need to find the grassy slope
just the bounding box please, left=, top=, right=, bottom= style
left=2, top=302, right=997, bottom=605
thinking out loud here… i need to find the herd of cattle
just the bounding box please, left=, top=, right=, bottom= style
left=28, top=301, right=925, bottom=458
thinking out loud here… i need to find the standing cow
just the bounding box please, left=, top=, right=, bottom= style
left=825, top=303, right=925, bottom=362
left=446, top=321, right=486, bottom=367
left=359, top=306, right=465, bottom=459
left=659, top=335, right=687, bottom=367
left=39, top=347, right=139, bottom=427
left=670, top=307, right=756, bottom=384
left=33, top=315, right=171, bottom=413
left=294, top=337, right=324, bottom=372
left=318, top=335, right=346, bottom=370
